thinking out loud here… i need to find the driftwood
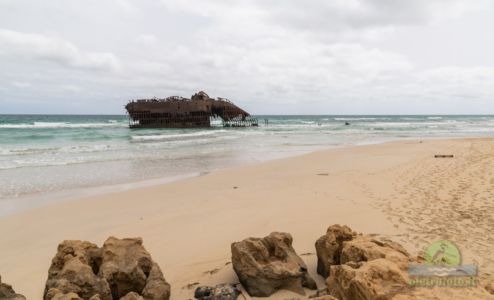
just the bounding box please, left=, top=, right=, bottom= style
left=434, top=154, right=454, bottom=158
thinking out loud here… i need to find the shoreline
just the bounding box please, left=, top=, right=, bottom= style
left=1, top=137, right=493, bottom=299
left=0, top=135, right=443, bottom=218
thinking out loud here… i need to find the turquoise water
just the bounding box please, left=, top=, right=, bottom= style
left=1, top=114, right=494, bottom=210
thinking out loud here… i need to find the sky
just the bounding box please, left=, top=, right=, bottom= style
left=1, top=0, right=494, bottom=115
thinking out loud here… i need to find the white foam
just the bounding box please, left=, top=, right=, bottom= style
left=131, top=130, right=227, bottom=141
left=0, top=122, right=126, bottom=129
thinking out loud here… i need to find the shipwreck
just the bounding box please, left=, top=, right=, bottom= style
left=125, top=91, right=258, bottom=128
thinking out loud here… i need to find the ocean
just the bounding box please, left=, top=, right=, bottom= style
left=1, top=114, right=494, bottom=215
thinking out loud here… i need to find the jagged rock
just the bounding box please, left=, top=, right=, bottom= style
left=316, top=225, right=412, bottom=300
left=44, top=237, right=170, bottom=300
left=317, top=225, right=494, bottom=300
left=327, top=258, right=408, bottom=300
left=119, top=292, right=144, bottom=300
left=340, top=236, right=410, bottom=270
left=231, top=232, right=317, bottom=297
left=44, top=240, right=112, bottom=300
left=310, top=296, right=339, bottom=300
left=49, top=291, right=84, bottom=300
left=194, top=284, right=240, bottom=300
left=315, top=225, right=355, bottom=277
left=99, top=237, right=170, bottom=300
left=308, top=288, right=339, bottom=300
left=0, top=276, right=26, bottom=300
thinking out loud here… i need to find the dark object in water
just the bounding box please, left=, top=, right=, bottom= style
left=345, top=122, right=350, bottom=126
left=434, top=155, right=454, bottom=158
left=125, top=91, right=258, bottom=128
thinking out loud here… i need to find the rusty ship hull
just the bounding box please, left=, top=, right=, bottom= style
left=125, top=91, right=257, bottom=128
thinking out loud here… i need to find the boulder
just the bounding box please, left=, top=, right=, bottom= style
left=340, top=236, right=410, bottom=271
left=318, top=225, right=494, bottom=300
left=315, top=225, right=355, bottom=277
left=44, top=240, right=112, bottom=300
left=119, top=292, right=144, bottom=300
left=194, top=284, right=240, bottom=300
left=310, top=296, right=339, bottom=300
left=231, top=232, right=317, bottom=297
left=327, top=258, right=408, bottom=300
left=0, top=276, right=26, bottom=300
left=316, top=225, right=412, bottom=300
left=44, top=237, right=170, bottom=300
left=99, top=237, right=170, bottom=300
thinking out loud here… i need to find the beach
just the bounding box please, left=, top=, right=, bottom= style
left=1, top=137, right=493, bottom=299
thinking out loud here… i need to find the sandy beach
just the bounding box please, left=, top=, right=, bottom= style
left=1, top=138, right=493, bottom=299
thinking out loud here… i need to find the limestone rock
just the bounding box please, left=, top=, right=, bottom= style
left=315, top=224, right=355, bottom=278
left=340, top=236, right=410, bottom=270
left=119, top=292, right=144, bottom=300
left=316, top=225, right=412, bottom=300
left=99, top=237, right=170, bottom=300
left=44, top=240, right=111, bottom=300
left=0, top=276, right=26, bottom=300
left=194, top=284, right=240, bottom=300
left=49, top=291, right=84, bottom=300
left=44, top=237, right=170, bottom=300
left=231, top=232, right=317, bottom=297
left=327, top=258, right=408, bottom=300
left=317, top=225, right=494, bottom=300
left=310, top=296, right=339, bottom=300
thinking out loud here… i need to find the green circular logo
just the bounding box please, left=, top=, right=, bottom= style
left=424, top=240, right=461, bottom=266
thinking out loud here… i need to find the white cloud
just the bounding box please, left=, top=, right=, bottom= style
left=0, top=29, right=121, bottom=72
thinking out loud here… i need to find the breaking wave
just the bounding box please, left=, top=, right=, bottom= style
left=0, top=122, right=126, bottom=129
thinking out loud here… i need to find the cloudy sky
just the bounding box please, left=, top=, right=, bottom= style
left=1, top=0, right=494, bottom=114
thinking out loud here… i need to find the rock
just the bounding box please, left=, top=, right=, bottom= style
left=194, top=286, right=214, bottom=299
left=340, top=236, right=410, bottom=271
left=316, top=225, right=412, bottom=300
left=231, top=232, right=317, bottom=297
left=327, top=258, right=408, bottom=300
left=318, top=225, right=494, bottom=300
left=315, top=224, right=355, bottom=277
left=49, top=291, right=84, bottom=300
left=0, top=276, right=26, bottom=300
left=44, top=237, right=170, bottom=300
left=194, top=284, right=240, bottom=300
left=308, top=288, right=339, bottom=300
left=99, top=237, right=170, bottom=300
left=44, top=240, right=112, bottom=300
left=119, top=292, right=144, bottom=300
left=310, top=296, right=339, bottom=300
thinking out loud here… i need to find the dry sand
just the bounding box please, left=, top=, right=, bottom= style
left=0, top=138, right=493, bottom=299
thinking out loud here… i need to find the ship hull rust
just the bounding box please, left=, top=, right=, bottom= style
left=125, top=91, right=257, bottom=128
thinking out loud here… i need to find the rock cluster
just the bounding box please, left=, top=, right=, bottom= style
left=315, top=225, right=494, bottom=300
left=231, top=232, right=317, bottom=297
left=44, top=237, right=170, bottom=300
left=194, top=284, right=240, bottom=300
left=3, top=225, right=493, bottom=299
left=315, top=225, right=412, bottom=300
left=0, top=276, right=26, bottom=300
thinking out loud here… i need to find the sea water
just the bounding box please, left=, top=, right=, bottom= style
left=1, top=114, right=494, bottom=214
